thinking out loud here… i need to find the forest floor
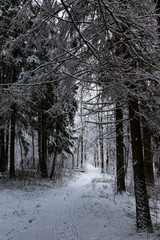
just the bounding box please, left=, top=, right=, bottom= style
left=0, top=164, right=160, bottom=240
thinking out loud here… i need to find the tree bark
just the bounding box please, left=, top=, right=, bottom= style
left=115, top=103, right=125, bottom=193
left=94, top=148, right=97, bottom=167
left=41, top=126, right=48, bottom=177
left=10, top=106, right=16, bottom=178
left=142, top=125, right=154, bottom=185
left=106, top=112, right=109, bottom=173
left=31, top=128, right=35, bottom=168
left=81, top=133, right=84, bottom=169
left=19, top=139, right=24, bottom=170
left=38, top=113, right=48, bottom=178
left=129, top=98, right=152, bottom=232
left=77, top=138, right=80, bottom=169
left=98, top=112, right=104, bottom=173
left=80, top=85, right=84, bottom=169
left=96, top=139, right=99, bottom=167
left=5, top=123, right=9, bottom=170
left=106, top=144, right=109, bottom=173
left=84, top=140, right=87, bottom=162
left=50, top=151, right=57, bottom=179
left=0, top=128, right=6, bottom=172
left=100, top=134, right=104, bottom=173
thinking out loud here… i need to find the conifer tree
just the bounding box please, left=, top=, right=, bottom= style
left=59, top=0, right=159, bottom=232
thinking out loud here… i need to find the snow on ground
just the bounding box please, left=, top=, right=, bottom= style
left=0, top=164, right=160, bottom=240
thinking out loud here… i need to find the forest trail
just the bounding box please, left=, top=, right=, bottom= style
left=0, top=164, right=155, bottom=240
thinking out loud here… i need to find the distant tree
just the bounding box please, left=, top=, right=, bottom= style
left=49, top=82, right=78, bottom=179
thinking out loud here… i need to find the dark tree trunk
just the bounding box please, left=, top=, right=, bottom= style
left=0, top=66, right=6, bottom=172
left=0, top=129, right=6, bottom=172
left=106, top=113, right=109, bottom=173
left=94, top=149, right=97, bottom=167
left=38, top=114, right=48, bottom=178
left=84, top=140, right=87, bottom=162
left=106, top=144, right=109, bottom=173
left=96, top=139, right=99, bottom=167
left=129, top=98, right=152, bottom=232
left=31, top=128, right=35, bottom=168
left=98, top=113, right=104, bottom=173
left=81, top=133, right=84, bottom=169
left=41, top=130, right=48, bottom=177
left=115, top=103, right=125, bottom=193
left=50, top=151, right=57, bottom=179
left=142, top=125, right=154, bottom=185
left=80, top=85, right=84, bottom=169
left=10, top=106, right=16, bottom=178
left=5, top=123, right=9, bottom=170
left=100, top=135, right=104, bottom=173
left=77, top=139, right=80, bottom=169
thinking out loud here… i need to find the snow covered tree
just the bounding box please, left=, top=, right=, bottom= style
left=57, top=0, right=160, bottom=232
left=0, top=0, right=159, bottom=232
left=0, top=0, right=78, bottom=178
left=0, top=0, right=26, bottom=176
left=0, top=0, right=46, bottom=177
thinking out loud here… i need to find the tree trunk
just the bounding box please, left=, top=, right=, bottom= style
left=31, top=128, right=36, bottom=168
left=38, top=114, right=48, bottom=178
left=80, top=85, right=84, bottom=169
left=106, top=112, right=109, bottom=173
left=0, top=129, right=6, bottom=172
left=81, top=133, right=84, bottom=169
left=142, top=125, right=154, bottom=185
left=5, top=123, right=9, bottom=170
left=129, top=98, right=152, bottom=232
left=77, top=138, right=80, bottom=169
left=98, top=112, right=104, bottom=173
left=96, top=139, right=99, bottom=167
left=10, top=106, right=16, bottom=178
left=94, top=148, right=97, bottom=167
left=41, top=129, right=48, bottom=177
left=124, top=124, right=130, bottom=179
left=19, top=139, right=24, bottom=170
left=84, top=140, right=87, bottom=162
left=100, top=134, right=104, bottom=173
left=106, top=143, right=109, bottom=173
left=115, top=103, right=125, bottom=193
left=50, top=151, right=57, bottom=179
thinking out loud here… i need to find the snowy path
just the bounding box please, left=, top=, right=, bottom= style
left=0, top=165, right=157, bottom=240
